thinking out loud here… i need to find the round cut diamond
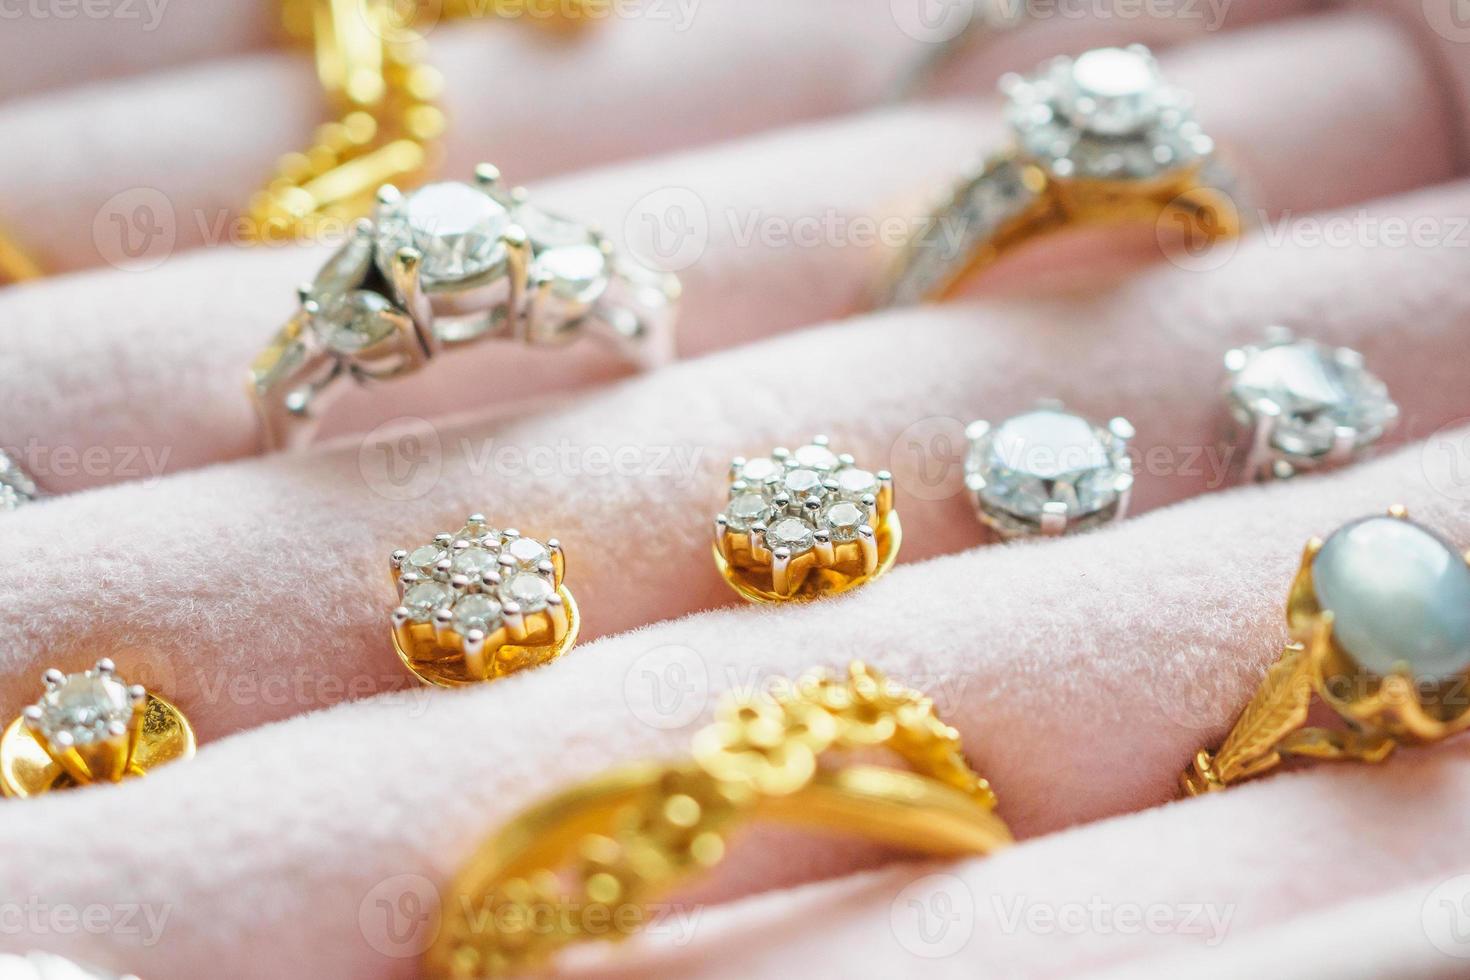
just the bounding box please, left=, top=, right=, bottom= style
left=455, top=522, right=498, bottom=547
left=968, top=409, right=1128, bottom=524
left=783, top=468, right=824, bottom=497
left=403, top=581, right=453, bottom=622
left=404, top=544, right=446, bottom=577
left=1062, top=47, right=1163, bottom=135
left=502, top=572, right=554, bottom=611
left=766, top=516, right=816, bottom=554
left=792, top=443, right=840, bottom=472
left=822, top=501, right=867, bottom=542
left=503, top=536, right=550, bottom=569
left=377, top=182, right=511, bottom=285
left=34, top=670, right=134, bottom=748
left=451, top=594, right=504, bottom=635
left=514, top=204, right=609, bottom=304
left=726, top=492, right=772, bottom=532
left=1006, top=45, right=1207, bottom=181
left=835, top=468, right=878, bottom=500
left=451, top=547, right=499, bottom=580
left=1229, top=340, right=1394, bottom=458
left=1313, top=516, right=1470, bottom=681
left=310, top=291, right=405, bottom=354
left=737, top=457, right=782, bottom=485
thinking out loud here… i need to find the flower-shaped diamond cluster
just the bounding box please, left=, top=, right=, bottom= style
left=716, top=436, right=892, bottom=568
left=391, top=514, right=563, bottom=645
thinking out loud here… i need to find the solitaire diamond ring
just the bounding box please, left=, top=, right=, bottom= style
left=965, top=403, right=1135, bottom=538
left=1224, top=328, right=1397, bottom=482
left=249, top=164, right=681, bottom=451
left=874, top=45, right=1242, bottom=306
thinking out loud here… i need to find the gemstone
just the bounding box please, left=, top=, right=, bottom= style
left=822, top=501, right=867, bottom=542
left=783, top=468, right=824, bottom=497
left=501, top=572, right=554, bottom=612
left=309, top=290, right=405, bottom=354
left=503, top=536, right=550, bottom=570
left=33, top=669, right=135, bottom=748
left=1229, top=340, right=1395, bottom=458
left=737, top=457, right=782, bottom=485
left=1313, top=516, right=1470, bottom=682
left=766, top=516, right=816, bottom=554
left=455, top=522, right=498, bottom=547
left=404, top=544, right=447, bottom=576
left=968, top=409, right=1128, bottom=523
left=1061, top=47, right=1162, bottom=135
left=725, top=492, right=772, bottom=532
left=835, top=468, right=879, bottom=500
left=451, top=547, right=499, bottom=580
left=451, top=594, right=503, bottom=634
left=403, top=581, right=453, bottom=622
left=377, top=182, right=511, bottom=285
left=792, top=443, right=840, bottom=472
left=1005, top=46, right=1205, bottom=182
left=514, top=203, right=609, bottom=304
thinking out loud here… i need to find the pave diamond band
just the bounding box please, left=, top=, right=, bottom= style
left=874, top=45, right=1242, bottom=307
left=250, top=164, right=681, bottom=451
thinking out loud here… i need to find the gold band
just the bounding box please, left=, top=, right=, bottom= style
left=427, top=662, right=1010, bottom=977
left=876, top=151, right=1241, bottom=307
left=0, top=224, right=42, bottom=284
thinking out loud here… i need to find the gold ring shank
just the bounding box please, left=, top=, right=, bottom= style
left=428, top=761, right=1008, bottom=978
left=878, top=152, right=1242, bottom=307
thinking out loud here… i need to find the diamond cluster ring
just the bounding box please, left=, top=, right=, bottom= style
left=1183, top=508, right=1470, bottom=794
left=965, top=403, right=1135, bottom=538
left=0, top=659, right=196, bottom=798
left=390, top=513, right=579, bottom=687
left=713, top=437, right=901, bottom=602
left=874, top=45, right=1242, bottom=307
left=249, top=164, right=681, bottom=451
left=1224, top=328, right=1397, bottom=482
